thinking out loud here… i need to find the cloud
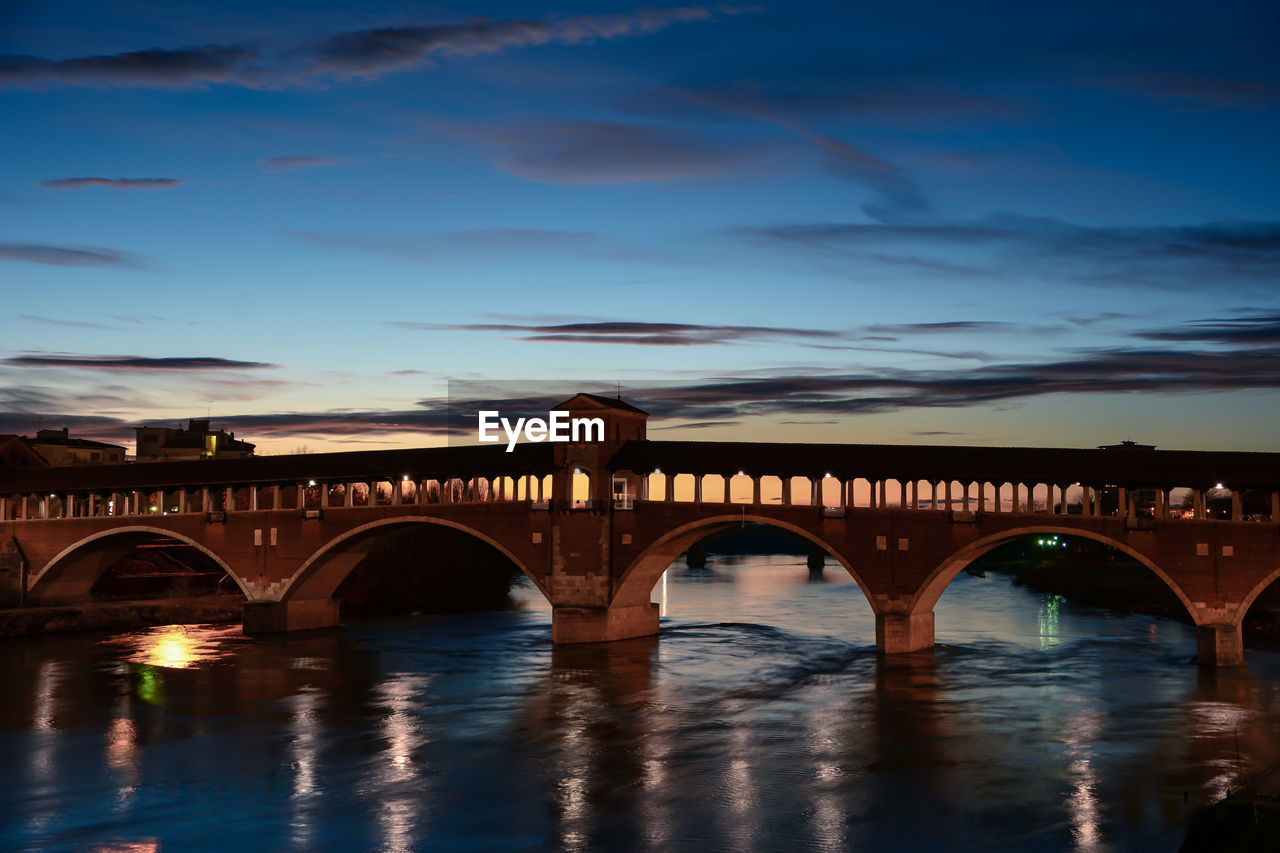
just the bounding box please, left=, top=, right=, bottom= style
left=17, top=314, right=117, bottom=330
left=10, top=326, right=1279, bottom=442
left=293, top=6, right=748, bottom=81
left=862, top=321, right=1040, bottom=336
left=1082, top=72, right=1280, bottom=111
left=291, top=227, right=666, bottom=263
left=618, top=341, right=1280, bottom=421
left=728, top=216, right=1280, bottom=292
left=390, top=319, right=849, bottom=346
left=4, top=355, right=278, bottom=370
left=0, top=45, right=256, bottom=88
left=1060, top=312, right=1139, bottom=327
left=0, top=6, right=745, bottom=90
left=1134, top=313, right=1280, bottom=345
left=257, top=156, right=353, bottom=173
left=433, top=118, right=761, bottom=185
left=0, top=411, right=135, bottom=443
left=650, top=420, right=741, bottom=430
left=210, top=408, right=455, bottom=438
left=0, top=241, right=131, bottom=267
left=390, top=316, right=1050, bottom=357
left=38, top=177, right=183, bottom=191
left=629, top=78, right=1020, bottom=126
left=645, top=87, right=930, bottom=218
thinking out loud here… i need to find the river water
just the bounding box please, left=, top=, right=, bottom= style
left=4, top=556, right=1280, bottom=852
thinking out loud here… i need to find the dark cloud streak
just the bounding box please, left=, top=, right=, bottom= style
left=0, top=6, right=744, bottom=89
left=391, top=320, right=848, bottom=346
left=39, top=177, right=183, bottom=191
left=5, top=355, right=278, bottom=370
left=729, top=216, right=1280, bottom=292
left=0, top=242, right=131, bottom=267
left=0, top=45, right=255, bottom=88
left=257, top=156, right=352, bottom=173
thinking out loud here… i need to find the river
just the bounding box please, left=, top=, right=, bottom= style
left=3, top=555, right=1280, bottom=852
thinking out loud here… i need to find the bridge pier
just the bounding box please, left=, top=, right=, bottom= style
left=243, top=599, right=340, bottom=633
left=1196, top=623, right=1245, bottom=667
left=552, top=602, right=660, bottom=644
left=876, top=611, right=935, bottom=654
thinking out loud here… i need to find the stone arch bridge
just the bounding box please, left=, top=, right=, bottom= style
left=3, top=394, right=1279, bottom=666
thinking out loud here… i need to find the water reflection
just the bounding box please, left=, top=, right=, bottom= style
left=1060, top=704, right=1107, bottom=851
left=533, top=641, right=656, bottom=851
left=288, top=685, right=322, bottom=850
left=106, top=670, right=139, bottom=809
left=722, top=721, right=760, bottom=850
left=371, top=674, right=432, bottom=852
left=1038, top=594, right=1064, bottom=649
left=803, top=703, right=851, bottom=852
left=4, top=563, right=1280, bottom=851
left=108, top=624, right=241, bottom=669
left=25, top=659, right=63, bottom=837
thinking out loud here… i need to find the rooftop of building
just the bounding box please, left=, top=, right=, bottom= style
left=31, top=428, right=126, bottom=451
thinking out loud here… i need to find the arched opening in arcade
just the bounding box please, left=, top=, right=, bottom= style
left=290, top=520, right=542, bottom=617
left=32, top=528, right=247, bottom=609
left=91, top=538, right=242, bottom=602
left=335, top=526, right=526, bottom=614
left=924, top=530, right=1197, bottom=657
left=1232, top=570, right=1280, bottom=651
left=617, top=518, right=876, bottom=637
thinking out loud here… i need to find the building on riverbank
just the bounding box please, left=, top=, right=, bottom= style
left=0, top=435, right=50, bottom=470
left=29, top=428, right=126, bottom=466
left=135, top=419, right=255, bottom=462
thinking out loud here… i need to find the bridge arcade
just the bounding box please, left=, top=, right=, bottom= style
left=2, top=393, right=1280, bottom=666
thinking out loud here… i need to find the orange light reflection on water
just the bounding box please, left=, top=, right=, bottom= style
left=108, top=624, right=241, bottom=669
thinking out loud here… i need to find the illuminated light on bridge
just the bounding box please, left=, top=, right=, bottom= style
left=3, top=393, right=1280, bottom=666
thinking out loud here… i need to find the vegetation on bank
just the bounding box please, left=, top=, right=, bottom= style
left=968, top=537, right=1280, bottom=646
left=1181, top=791, right=1280, bottom=851
left=0, top=594, right=243, bottom=638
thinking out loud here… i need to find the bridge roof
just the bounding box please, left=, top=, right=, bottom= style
left=607, top=440, right=1280, bottom=489
left=0, top=442, right=554, bottom=493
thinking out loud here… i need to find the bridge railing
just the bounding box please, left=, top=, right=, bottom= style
left=2, top=471, right=1278, bottom=525
left=617, top=472, right=1280, bottom=524
left=0, top=472, right=558, bottom=521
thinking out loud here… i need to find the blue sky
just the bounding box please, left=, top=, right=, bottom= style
left=1, top=1, right=1278, bottom=453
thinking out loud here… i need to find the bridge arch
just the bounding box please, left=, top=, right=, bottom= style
left=1235, top=566, right=1280, bottom=628
left=280, top=516, right=548, bottom=604
left=27, top=525, right=251, bottom=604
left=910, top=525, right=1198, bottom=620
left=612, top=514, right=879, bottom=613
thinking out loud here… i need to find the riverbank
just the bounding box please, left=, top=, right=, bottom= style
left=0, top=595, right=244, bottom=638
left=1181, top=784, right=1280, bottom=851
